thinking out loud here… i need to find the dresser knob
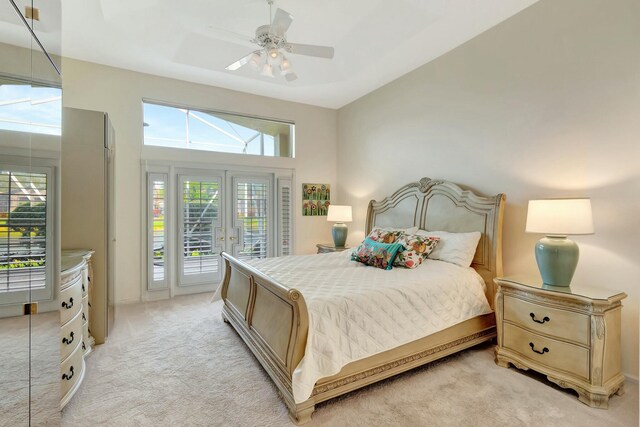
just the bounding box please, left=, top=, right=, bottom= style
left=61, top=297, right=74, bottom=310
left=62, top=331, right=75, bottom=345
left=529, top=342, right=549, bottom=355
left=530, top=312, right=550, bottom=324
left=62, top=366, right=74, bottom=381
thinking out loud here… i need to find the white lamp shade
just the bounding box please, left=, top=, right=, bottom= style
left=526, top=198, right=594, bottom=235
left=327, top=205, right=352, bottom=222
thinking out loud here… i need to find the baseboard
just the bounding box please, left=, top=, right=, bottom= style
left=624, top=374, right=638, bottom=384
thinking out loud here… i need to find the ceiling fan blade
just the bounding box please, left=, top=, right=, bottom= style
left=271, top=8, right=293, bottom=36
left=205, top=26, right=254, bottom=47
left=285, top=73, right=298, bottom=82
left=225, top=51, right=259, bottom=71
left=286, top=43, right=334, bottom=59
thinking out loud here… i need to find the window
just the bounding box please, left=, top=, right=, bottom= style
left=147, top=174, right=167, bottom=290
left=0, top=166, right=54, bottom=304
left=143, top=101, right=294, bottom=158
left=0, top=79, right=62, bottom=136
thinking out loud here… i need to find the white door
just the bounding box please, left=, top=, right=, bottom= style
left=177, top=173, right=225, bottom=287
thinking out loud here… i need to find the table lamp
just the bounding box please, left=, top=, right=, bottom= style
left=525, top=198, right=594, bottom=287
left=327, top=205, right=352, bottom=248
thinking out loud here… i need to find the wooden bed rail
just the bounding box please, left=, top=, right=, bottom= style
left=220, top=252, right=309, bottom=379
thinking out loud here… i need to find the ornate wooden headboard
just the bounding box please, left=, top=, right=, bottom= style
left=365, top=177, right=506, bottom=309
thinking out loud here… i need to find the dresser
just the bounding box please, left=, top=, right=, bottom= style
left=494, top=276, right=626, bottom=408
left=60, top=250, right=95, bottom=409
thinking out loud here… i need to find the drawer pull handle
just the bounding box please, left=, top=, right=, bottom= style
left=529, top=342, right=549, bottom=355
left=82, top=284, right=85, bottom=293
left=530, top=313, right=550, bottom=324
left=62, top=366, right=74, bottom=381
left=62, top=331, right=75, bottom=345
left=82, top=342, right=86, bottom=351
left=82, top=313, right=87, bottom=322
left=61, top=297, right=74, bottom=310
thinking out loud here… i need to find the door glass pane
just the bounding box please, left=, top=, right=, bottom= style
left=0, top=170, right=47, bottom=293
left=151, top=178, right=165, bottom=283
left=236, top=181, right=268, bottom=261
left=182, top=179, right=219, bottom=277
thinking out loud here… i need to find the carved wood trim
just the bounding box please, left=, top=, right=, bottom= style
left=311, top=329, right=495, bottom=397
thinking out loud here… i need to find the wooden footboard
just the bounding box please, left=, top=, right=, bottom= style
left=219, top=252, right=312, bottom=420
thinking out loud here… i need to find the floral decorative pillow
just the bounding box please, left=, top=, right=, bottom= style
left=393, top=235, right=440, bottom=269
left=367, top=226, right=417, bottom=244
left=351, top=237, right=403, bottom=270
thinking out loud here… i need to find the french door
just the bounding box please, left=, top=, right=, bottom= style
left=175, top=171, right=273, bottom=291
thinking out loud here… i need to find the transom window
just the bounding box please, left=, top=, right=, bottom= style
left=0, top=79, right=62, bottom=136
left=143, top=101, right=295, bottom=158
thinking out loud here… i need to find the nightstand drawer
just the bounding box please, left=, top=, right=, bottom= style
left=503, top=323, right=589, bottom=381
left=504, top=295, right=589, bottom=346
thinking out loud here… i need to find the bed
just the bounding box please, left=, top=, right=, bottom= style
left=218, top=177, right=505, bottom=423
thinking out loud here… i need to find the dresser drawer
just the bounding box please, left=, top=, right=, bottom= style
left=503, top=323, right=589, bottom=381
left=60, top=309, right=83, bottom=362
left=504, top=295, right=590, bottom=346
left=60, top=339, right=85, bottom=403
left=60, top=276, right=82, bottom=325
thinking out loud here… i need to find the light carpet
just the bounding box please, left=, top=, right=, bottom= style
left=62, top=293, right=638, bottom=426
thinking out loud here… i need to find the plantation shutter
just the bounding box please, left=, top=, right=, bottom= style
left=0, top=169, right=48, bottom=295
left=277, top=178, right=293, bottom=256
left=147, top=173, right=167, bottom=290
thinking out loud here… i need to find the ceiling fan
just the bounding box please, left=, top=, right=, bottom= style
left=225, top=0, right=334, bottom=81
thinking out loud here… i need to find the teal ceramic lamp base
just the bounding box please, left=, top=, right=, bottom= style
left=332, top=222, right=348, bottom=248
left=535, top=236, right=579, bottom=287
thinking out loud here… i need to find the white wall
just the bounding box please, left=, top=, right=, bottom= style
left=337, top=0, right=639, bottom=378
left=62, top=59, right=337, bottom=303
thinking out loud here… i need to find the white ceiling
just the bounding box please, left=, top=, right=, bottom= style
left=60, top=0, right=539, bottom=109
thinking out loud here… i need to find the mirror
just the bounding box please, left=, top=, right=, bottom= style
left=0, top=0, right=61, bottom=425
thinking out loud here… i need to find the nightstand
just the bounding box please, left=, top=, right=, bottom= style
left=316, top=243, right=350, bottom=254
left=494, top=276, right=627, bottom=408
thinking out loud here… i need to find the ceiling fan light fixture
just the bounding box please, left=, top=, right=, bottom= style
left=223, top=4, right=334, bottom=81
left=249, top=52, right=262, bottom=69
left=261, top=63, right=274, bottom=77
left=280, top=57, right=291, bottom=75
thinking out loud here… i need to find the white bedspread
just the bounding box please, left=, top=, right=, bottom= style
left=244, top=251, right=492, bottom=403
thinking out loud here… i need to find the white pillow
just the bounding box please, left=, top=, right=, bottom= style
left=416, top=230, right=481, bottom=267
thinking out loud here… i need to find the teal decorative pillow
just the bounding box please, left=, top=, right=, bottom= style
left=351, top=237, right=403, bottom=270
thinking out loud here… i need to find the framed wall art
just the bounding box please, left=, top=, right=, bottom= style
left=302, top=183, right=330, bottom=216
